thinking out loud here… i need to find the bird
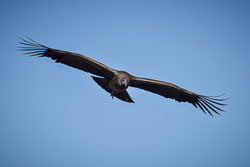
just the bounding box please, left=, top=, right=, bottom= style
left=18, top=38, right=227, bottom=116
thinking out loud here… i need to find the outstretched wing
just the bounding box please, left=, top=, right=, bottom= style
left=130, top=76, right=227, bottom=116
left=18, top=38, right=115, bottom=78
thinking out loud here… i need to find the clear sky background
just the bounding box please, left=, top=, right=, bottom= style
left=1, top=0, right=250, bottom=167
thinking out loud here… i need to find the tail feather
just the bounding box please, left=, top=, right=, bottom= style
left=116, top=91, right=134, bottom=103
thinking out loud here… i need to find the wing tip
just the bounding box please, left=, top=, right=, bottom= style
left=196, top=94, right=228, bottom=116
left=18, top=37, right=48, bottom=57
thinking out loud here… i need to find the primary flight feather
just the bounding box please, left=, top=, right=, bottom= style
left=19, top=38, right=227, bottom=116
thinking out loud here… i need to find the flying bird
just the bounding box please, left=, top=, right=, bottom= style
left=18, top=38, right=227, bottom=116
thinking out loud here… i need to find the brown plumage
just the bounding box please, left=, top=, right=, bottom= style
left=19, top=38, right=228, bottom=116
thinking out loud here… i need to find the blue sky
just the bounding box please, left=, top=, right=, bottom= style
left=1, top=0, right=250, bottom=167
